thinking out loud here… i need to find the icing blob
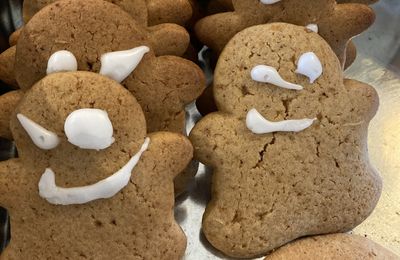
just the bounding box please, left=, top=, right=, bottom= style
left=39, top=137, right=150, bottom=205
left=260, top=0, right=281, bottom=4
left=251, top=65, right=303, bottom=90
left=295, top=52, right=323, bottom=83
left=99, top=46, right=150, bottom=83
left=306, top=24, right=319, bottom=33
left=64, top=109, right=115, bottom=150
left=17, top=114, right=60, bottom=150
left=246, top=108, right=316, bottom=134
left=46, top=50, right=78, bottom=75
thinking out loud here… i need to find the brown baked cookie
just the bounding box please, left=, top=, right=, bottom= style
left=189, top=23, right=381, bottom=258
left=195, top=0, right=375, bottom=67
left=22, top=0, right=192, bottom=27
left=0, top=46, right=17, bottom=88
left=10, top=0, right=190, bottom=57
left=0, top=70, right=191, bottom=259
left=265, top=234, right=399, bottom=259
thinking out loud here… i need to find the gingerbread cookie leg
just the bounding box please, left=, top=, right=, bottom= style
left=195, top=12, right=246, bottom=53
left=124, top=55, right=205, bottom=133
left=148, top=24, right=190, bottom=57
left=146, top=0, right=192, bottom=26
left=318, top=3, right=375, bottom=67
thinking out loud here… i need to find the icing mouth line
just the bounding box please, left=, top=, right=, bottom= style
left=38, top=137, right=150, bottom=205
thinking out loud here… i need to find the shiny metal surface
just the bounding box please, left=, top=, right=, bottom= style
left=0, top=0, right=399, bottom=259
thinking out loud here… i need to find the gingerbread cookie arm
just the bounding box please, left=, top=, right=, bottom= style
left=344, top=41, right=357, bottom=69
left=146, top=0, right=192, bottom=26
left=0, top=91, right=23, bottom=140
left=318, top=3, right=375, bottom=66
left=124, top=56, right=205, bottom=133
left=344, top=79, right=379, bottom=121
left=0, top=46, right=18, bottom=88
left=9, top=28, right=22, bottom=46
left=195, top=12, right=245, bottom=53
left=148, top=24, right=190, bottom=57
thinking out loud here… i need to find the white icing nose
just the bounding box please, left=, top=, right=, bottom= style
left=64, top=109, right=115, bottom=150
left=47, top=50, right=78, bottom=75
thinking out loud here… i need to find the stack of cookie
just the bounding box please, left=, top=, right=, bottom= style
left=0, top=0, right=397, bottom=259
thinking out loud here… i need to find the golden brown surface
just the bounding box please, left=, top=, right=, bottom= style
left=0, top=71, right=192, bottom=259
left=0, top=46, right=17, bottom=88
left=0, top=91, right=23, bottom=140
left=190, top=23, right=382, bottom=258
left=195, top=0, right=375, bottom=67
left=265, top=234, right=399, bottom=259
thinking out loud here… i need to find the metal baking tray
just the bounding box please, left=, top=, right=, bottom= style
left=0, top=0, right=399, bottom=259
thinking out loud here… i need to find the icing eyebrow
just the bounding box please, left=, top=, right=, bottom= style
left=295, top=52, right=323, bottom=83
left=99, top=46, right=150, bottom=83
left=251, top=65, right=303, bottom=90
left=17, top=114, right=60, bottom=150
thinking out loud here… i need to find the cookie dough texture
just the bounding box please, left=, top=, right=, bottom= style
left=22, top=0, right=193, bottom=26
left=195, top=0, right=375, bottom=67
left=190, top=23, right=381, bottom=258
left=15, top=0, right=204, bottom=134
left=265, top=234, right=399, bottom=260
left=0, top=71, right=191, bottom=259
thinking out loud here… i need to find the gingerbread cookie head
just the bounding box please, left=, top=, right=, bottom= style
left=15, top=0, right=205, bottom=133
left=190, top=23, right=381, bottom=258
left=195, top=0, right=375, bottom=67
left=0, top=69, right=192, bottom=258
left=22, top=0, right=192, bottom=26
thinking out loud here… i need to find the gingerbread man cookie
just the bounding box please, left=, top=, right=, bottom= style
left=190, top=23, right=381, bottom=258
left=265, top=234, right=399, bottom=259
left=0, top=68, right=192, bottom=259
left=195, top=0, right=375, bottom=67
left=0, top=0, right=205, bottom=136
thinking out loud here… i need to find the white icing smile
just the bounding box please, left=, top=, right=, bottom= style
left=38, top=137, right=150, bottom=205
left=260, top=0, right=281, bottom=4
left=246, top=108, right=316, bottom=134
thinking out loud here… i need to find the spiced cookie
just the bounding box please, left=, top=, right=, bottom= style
left=0, top=70, right=192, bottom=259
left=195, top=0, right=375, bottom=67
left=190, top=23, right=381, bottom=258
left=265, top=234, right=399, bottom=259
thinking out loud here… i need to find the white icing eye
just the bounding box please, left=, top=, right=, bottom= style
left=260, top=0, right=281, bottom=4
left=17, top=114, right=60, bottom=150
left=99, top=46, right=150, bottom=83
left=295, top=52, right=323, bottom=83
left=64, top=109, right=115, bottom=150
left=46, top=50, right=78, bottom=75
left=246, top=108, right=316, bottom=134
left=251, top=65, right=303, bottom=90
left=306, top=24, right=318, bottom=33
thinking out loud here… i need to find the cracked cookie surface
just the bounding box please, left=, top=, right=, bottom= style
left=190, top=23, right=381, bottom=258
